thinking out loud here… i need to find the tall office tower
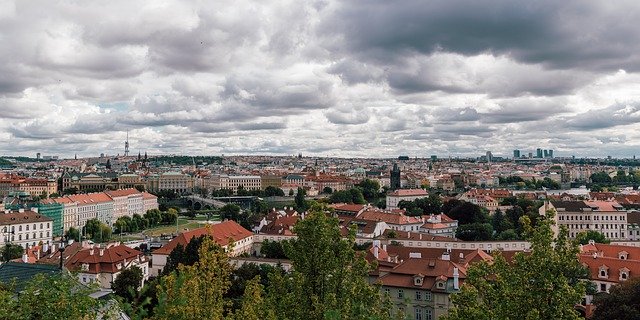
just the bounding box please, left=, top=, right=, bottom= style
left=513, top=149, right=521, bottom=159
left=486, top=151, right=493, bottom=163
left=543, top=150, right=549, bottom=158
left=536, top=148, right=543, bottom=158
left=390, top=163, right=401, bottom=190
left=548, top=149, right=554, bottom=158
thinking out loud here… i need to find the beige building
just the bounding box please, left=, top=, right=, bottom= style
left=208, top=175, right=261, bottom=193
left=106, top=188, right=145, bottom=222
left=542, top=200, right=628, bottom=240
left=146, top=172, right=194, bottom=194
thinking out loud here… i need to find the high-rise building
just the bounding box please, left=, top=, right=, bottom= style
left=390, top=163, right=401, bottom=190
left=486, top=151, right=493, bottom=163
left=513, top=149, right=521, bottom=159
left=536, top=148, right=543, bottom=158
left=548, top=149, right=554, bottom=158
left=543, top=150, right=549, bottom=158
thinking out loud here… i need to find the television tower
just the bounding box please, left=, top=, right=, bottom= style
left=124, top=131, right=130, bottom=157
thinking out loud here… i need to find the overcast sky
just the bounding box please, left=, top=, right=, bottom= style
left=2, top=1, right=640, bottom=159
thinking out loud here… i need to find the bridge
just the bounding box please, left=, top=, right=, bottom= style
left=184, top=195, right=259, bottom=210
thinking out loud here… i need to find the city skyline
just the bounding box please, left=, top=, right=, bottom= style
left=2, top=1, right=640, bottom=158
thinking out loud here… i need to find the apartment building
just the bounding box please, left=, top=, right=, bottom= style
left=105, top=188, right=144, bottom=221
left=0, top=209, right=53, bottom=249
left=67, top=193, right=115, bottom=227
left=542, top=200, right=628, bottom=240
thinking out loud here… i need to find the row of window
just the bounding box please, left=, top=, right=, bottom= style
left=4, top=222, right=50, bottom=233
left=8, top=231, right=50, bottom=241
left=384, top=288, right=432, bottom=301
left=565, top=224, right=625, bottom=230
left=559, top=215, right=625, bottom=221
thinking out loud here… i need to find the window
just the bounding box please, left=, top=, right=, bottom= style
left=19, top=226, right=22, bottom=231
left=40, top=223, right=43, bottom=229
left=397, top=289, right=404, bottom=299
left=425, top=309, right=432, bottom=320
left=600, top=283, right=607, bottom=292
left=25, top=234, right=29, bottom=240
left=415, top=307, right=423, bottom=320
left=424, top=291, right=431, bottom=301
left=416, top=291, right=422, bottom=301
left=384, top=288, right=390, bottom=296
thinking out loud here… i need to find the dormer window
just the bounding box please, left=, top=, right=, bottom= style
left=81, top=263, right=89, bottom=271
left=437, top=282, right=445, bottom=289
left=599, top=265, right=609, bottom=279
left=620, top=268, right=630, bottom=281
left=618, top=251, right=629, bottom=260
left=413, top=274, right=424, bottom=286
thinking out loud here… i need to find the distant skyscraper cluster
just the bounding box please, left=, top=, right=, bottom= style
left=513, top=148, right=553, bottom=159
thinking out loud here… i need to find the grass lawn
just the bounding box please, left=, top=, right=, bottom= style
left=142, top=218, right=206, bottom=237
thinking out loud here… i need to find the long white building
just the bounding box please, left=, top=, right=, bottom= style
left=0, top=209, right=53, bottom=248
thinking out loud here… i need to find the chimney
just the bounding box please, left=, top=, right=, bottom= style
left=51, top=244, right=56, bottom=254
left=383, top=244, right=387, bottom=252
left=19, top=208, right=24, bottom=213
left=459, top=252, right=465, bottom=263
left=419, top=234, right=422, bottom=240
left=89, top=249, right=94, bottom=256
left=32, top=208, right=38, bottom=213
left=374, top=246, right=379, bottom=259
left=99, top=249, right=104, bottom=256
left=453, top=267, right=460, bottom=290
left=43, top=243, right=49, bottom=253
left=22, top=253, right=28, bottom=263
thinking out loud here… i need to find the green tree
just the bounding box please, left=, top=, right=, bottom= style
left=0, top=273, right=103, bottom=319
left=65, top=227, right=81, bottom=242
left=591, top=277, right=640, bottom=320
left=1, top=243, right=24, bottom=262
left=163, top=235, right=211, bottom=275
left=323, top=186, right=333, bottom=194
left=260, top=239, right=288, bottom=259
left=153, top=236, right=232, bottom=320
left=575, top=230, right=610, bottom=245
left=232, top=276, right=276, bottom=320
left=264, top=205, right=389, bottom=319
left=264, top=186, right=285, bottom=197
left=455, top=223, right=494, bottom=241
left=220, top=204, right=241, bottom=221
left=294, top=187, right=308, bottom=212
left=144, top=209, right=163, bottom=226
left=491, top=208, right=512, bottom=234
left=357, top=179, right=380, bottom=202
left=442, top=211, right=587, bottom=320
left=447, top=201, right=489, bottom=225
left=590, top=172, right=612, bottom=184
left=84, top=219, right=112, bottom=242
left=112, top=266, right=144, bottom=302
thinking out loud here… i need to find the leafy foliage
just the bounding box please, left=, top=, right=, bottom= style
left=0, top=273, right=103, bottom=319
left=163, top=235, right=210, bottom=275
left=266, top=205, right=389, bottom=319
left=592, top=277, right=640, bottom=320
left=443, top=211, right=587, bottom=320
left=112, top=266, right=144, bottom=302
left=575, top=230, right=610, bottom=245
left=260, top=239, right=288, bottom=259
left=154, top=236, right=232, bottom=320
left=1, top=243, right=23, bottom=262
left=84, top=218, right=112, bottom=243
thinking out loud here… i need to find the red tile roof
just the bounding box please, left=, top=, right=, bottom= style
left=154, top=221, right=253, bottom=255
left=66, top=244, right=144, bottom=274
